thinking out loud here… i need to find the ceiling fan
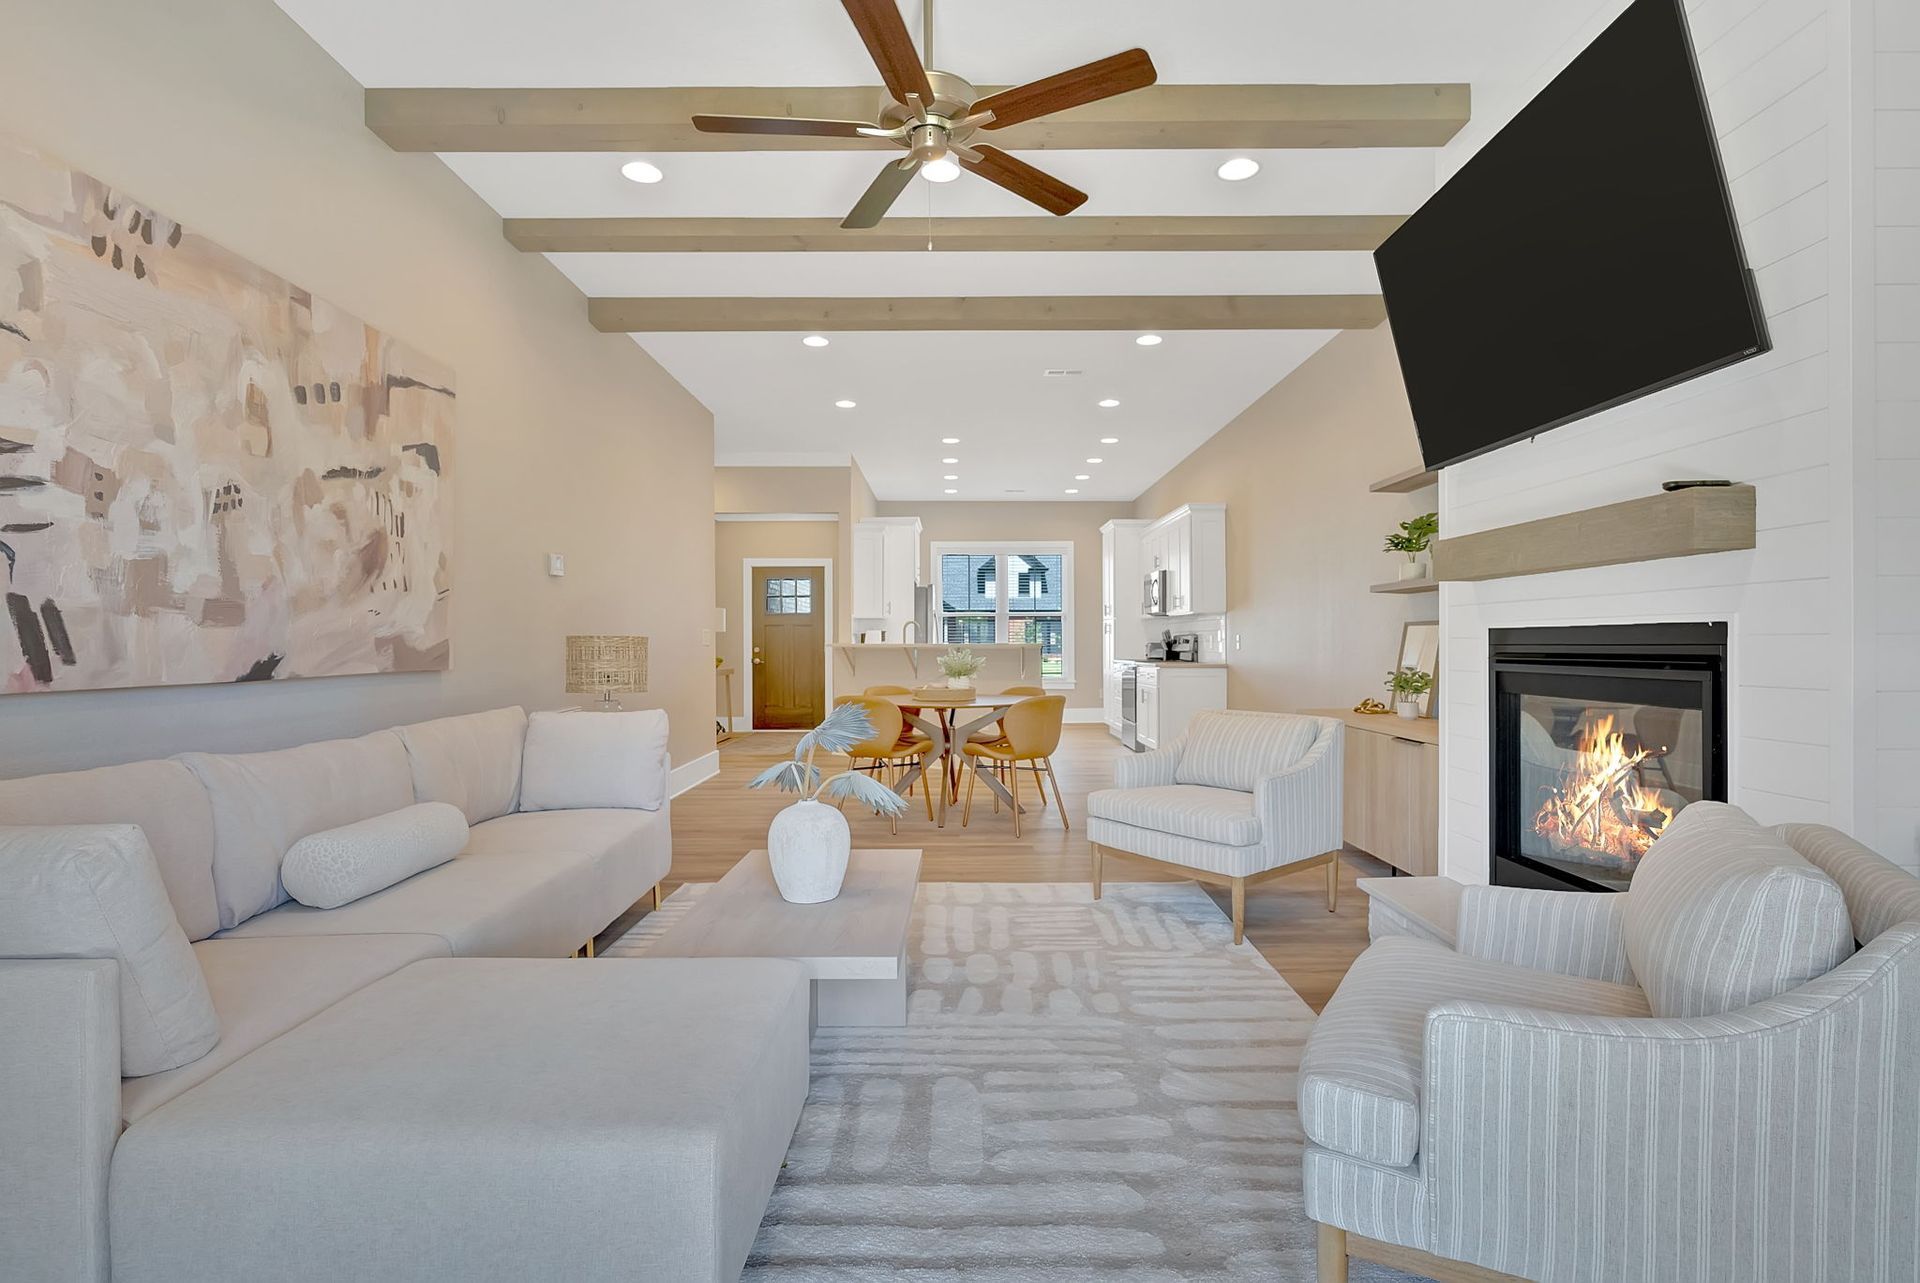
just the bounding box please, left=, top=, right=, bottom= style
left=692, top=0, right=1157, bottom=228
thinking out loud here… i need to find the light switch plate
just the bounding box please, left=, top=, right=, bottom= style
left=699, top=628, right=714, bottom=647
left=547, top=553, right=566, bottom=578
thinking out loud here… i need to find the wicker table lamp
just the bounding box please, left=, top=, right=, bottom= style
left=566, top=634, right=648, bottom=711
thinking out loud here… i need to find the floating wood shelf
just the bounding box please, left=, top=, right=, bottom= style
left=1431, top=484, right=1756, bottom=583
left=1369, top=578, right=1438, bottom=595
left=1369, top=464, right=1439, bottom=494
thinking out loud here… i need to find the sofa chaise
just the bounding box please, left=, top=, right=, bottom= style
left=0, top=707, right=812, bottom=1282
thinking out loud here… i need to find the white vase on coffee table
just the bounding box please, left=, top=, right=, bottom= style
left=767, top=799, right=851, bottom=903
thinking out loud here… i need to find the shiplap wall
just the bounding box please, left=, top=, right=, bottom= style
left=1873, top=0, right=1920, bottom=865
left=1434, top=0, right=1899, bottom=878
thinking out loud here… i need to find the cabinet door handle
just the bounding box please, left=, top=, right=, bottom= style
left=1391, top=736, right=1424, bottom=746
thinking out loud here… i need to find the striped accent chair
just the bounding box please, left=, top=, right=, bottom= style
left=1303, top=801, right=1920, bottom=1283
left=1085, top=710, right=1343, bottom=945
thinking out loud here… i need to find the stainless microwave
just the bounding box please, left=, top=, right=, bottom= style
left=1143, top=569, right=1169, bottom=616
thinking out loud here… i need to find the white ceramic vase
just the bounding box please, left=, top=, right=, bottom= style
left=1397, top=554, right=1426, bottom=581
left=1395, top=699, right=1421, bottom=719
left=767, top=799, right=851, bottom=903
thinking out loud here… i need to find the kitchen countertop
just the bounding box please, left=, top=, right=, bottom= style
left=1119, top=659, right=1228, bottom=669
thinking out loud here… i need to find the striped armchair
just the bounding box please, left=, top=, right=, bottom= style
left=1086, top=710, right=1343, bottom=945
left=1302, top=801, right=1920, bottom=1283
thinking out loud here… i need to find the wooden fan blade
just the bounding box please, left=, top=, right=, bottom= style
left=974, top=49, right=1158, bottom=130
left=842, top=158, right=919, bottom=229
left=692, top=115, right=877, bottom=139
left=959, top=146, right=1087, bottom=217
left=841, top=0, right=934, bottom=107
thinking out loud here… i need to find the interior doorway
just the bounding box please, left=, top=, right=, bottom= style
left=746, top=561, right=830, bottom=729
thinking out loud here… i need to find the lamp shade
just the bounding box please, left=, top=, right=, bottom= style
left=565, top=634, right=648, bottom=696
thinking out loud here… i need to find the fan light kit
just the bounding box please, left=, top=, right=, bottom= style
left=835, top=399, right=857, bottom=409
left=692, top=0, right=1157, bottom=228
left=1135, top=334, right=1164, bottom=347
left=1098, top=398, right=1120, bottom=408
left=802, top=335, right=830, bottom=347
left=619, top=160, right=663, bottom=184
left=1216, top=157, right=1261, bottom=182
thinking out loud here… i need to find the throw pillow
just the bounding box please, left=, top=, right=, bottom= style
left=0, top=823, right=220, bottom=1077
left=1624, top=801, right=1855, bottom=1017
left=518, top=708, right=669, bottom=812
left=280, top=803, right=468, bottom=910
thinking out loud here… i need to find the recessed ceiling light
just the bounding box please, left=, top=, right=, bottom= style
left=619, top=159, right=663, bottom=184
left=802, top=334, right=829, bottom=348
left=1075, top=474, right=1091, bottom=481
left=1086, top=457, right=1104, bottom=464
left=1065, top=488, right=1080, bottom=494
left=943, top=474, right=958, bottom=481
left=1100, top=436, right=1120, bottom=444
left=1216, top=156, right=1261, bottom=182
left=921, top=157, right=961, bottom=183
left=944, top=487, right=958, bottom=494
left=941, top=457, right=958, bottom=464
left=1135, top=334, right=1163, bottom=347
left=834, top=399, right=856, bottom=409
left=1098, top=398, right=1120, bottom=408
left=941, top=437, right=960, bottom=444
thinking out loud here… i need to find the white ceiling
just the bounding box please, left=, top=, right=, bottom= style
left=275, top=0, right=1607, bottom=502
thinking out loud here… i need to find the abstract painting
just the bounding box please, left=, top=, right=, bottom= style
left=0, top=136, right=452, bottom=694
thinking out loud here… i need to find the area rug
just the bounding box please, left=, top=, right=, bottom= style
left=610, top=881, right=1422, bottom=1283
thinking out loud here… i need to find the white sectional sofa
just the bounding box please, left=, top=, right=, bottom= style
left=0, top=707, right=812, bottom=1283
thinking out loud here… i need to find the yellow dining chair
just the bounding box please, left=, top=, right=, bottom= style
left=962, top=695, right=1067, bottom=838
left=863, top=685, right=931, bottom=794
left=969, top=685, right=1048, bottom=810
left=833, top=695, right=935, bottom=830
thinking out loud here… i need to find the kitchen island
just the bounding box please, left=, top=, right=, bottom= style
left=831, top=643, right=1046, bottom=695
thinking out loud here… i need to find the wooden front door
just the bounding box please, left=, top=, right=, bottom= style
left=752, top=567, right=826, bottom=729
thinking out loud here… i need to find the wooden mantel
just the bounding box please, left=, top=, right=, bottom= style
left=1430, top=484, right=1756, bottom=582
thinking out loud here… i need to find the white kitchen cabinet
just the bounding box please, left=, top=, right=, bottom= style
left=1136, top=665, right=1161, bottom=749
left=1100, top=519, right=1151, bottom=734
left=1134, top=663, right=1228, bottom=748
left=1143, top=503, right=1226, bottom=618
left=851, top=517, right=921, bottom=640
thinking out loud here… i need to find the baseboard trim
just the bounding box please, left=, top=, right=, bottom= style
left=670, top=751, right=720, bottom=798
left=1063, top=708, right=1110, bottom=725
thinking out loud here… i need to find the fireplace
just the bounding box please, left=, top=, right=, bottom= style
left=1490, top=623, right=1727, bottom=892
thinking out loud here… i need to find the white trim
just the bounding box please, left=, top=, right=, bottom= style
left=742, top=558, right=835, bottom=731
left=715, top=512, right=838, bottom=523
left=669, top=751, right=720, bottom=798
left=1063, top=707, right=1108, bottom=724
left=716, top=451, right=851, bottom=468
left=929, top=539, right=1076, bottom=685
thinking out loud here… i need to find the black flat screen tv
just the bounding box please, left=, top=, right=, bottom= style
left=1375, top=0, right=1770, bottom=471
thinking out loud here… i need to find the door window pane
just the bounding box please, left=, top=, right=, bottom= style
left=764, top=577, right=813, bottom=615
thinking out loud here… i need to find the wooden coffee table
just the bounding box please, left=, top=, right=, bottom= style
left=647, top=848, right=921, bottom=1028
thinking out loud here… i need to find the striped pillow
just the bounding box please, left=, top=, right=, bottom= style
left=1173, top=711, right=1321, bottom=793
left=1624, top=802, right=1854, bottom=1018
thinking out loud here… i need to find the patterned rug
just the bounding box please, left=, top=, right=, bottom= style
left=610, top=881, right=1421, bottom=1282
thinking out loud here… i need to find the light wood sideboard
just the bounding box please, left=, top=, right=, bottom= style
left=1304, top=708, right=1439, bottom=877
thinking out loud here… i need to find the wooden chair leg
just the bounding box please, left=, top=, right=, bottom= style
left=922, top=759, right=936, bottom=821
left=1231, top=876, right=1246, bottom=946
left=1326, top=853, right=1339, bottom=912
left=1029, top=762, right=1048, bottom=809
left=651, top=882, right=662, bottom=910
left=962, top=757, right=978, bottom=826
left=1091, top=844, right=1103, bottom=899
left=1046, top=759, right=1068, bottom=830
left=584, top=937, right=596, bottom=959
left=1010, top=759, right=1023, bottom=839
left=1316, top=1223, right=1349, bottom=1283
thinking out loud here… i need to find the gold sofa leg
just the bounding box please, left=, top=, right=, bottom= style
left=1317, top=1223, right=1349, bottom=1283
left=1230, top=876, right=1246, bottom=946
left=583, top=937, right=596, bottom=959
left=651, top=882, right=663, bottom=910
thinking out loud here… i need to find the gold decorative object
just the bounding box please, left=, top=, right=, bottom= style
left=1353, top=698, right=1391, bottom=715
left=566, top=634, right=648, bottom=710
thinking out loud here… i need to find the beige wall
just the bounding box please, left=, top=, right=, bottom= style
left=716, top=464, right=863, bottom=644
left=876, top=500, right=1133, bottom=709
left=0, top=0, right=715, bottom=775
left=713, top=520, right=837, bottom=723
left=1133, top=326, right=1432, bottom=714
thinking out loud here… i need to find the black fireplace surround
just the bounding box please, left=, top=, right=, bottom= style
left=1490, top=623, right=1728, bottom=892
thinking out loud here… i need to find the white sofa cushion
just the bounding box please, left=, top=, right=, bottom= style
left=180, top=730, right=416, bottom=930
left=1086, top=784, right=1261, bottom=846
left=464, top=808, right=671, bottom=925
left=0, top=824, right=219, bottom=1077
left=1173, top=710, right=1320, bottom=793
left=1625, top=802, right=1855, bottom=1018
left=121, top=933, right=449, bottom=1125
left=281, top=803, right=468, bottom=910
left=1298, top=936, right=1649, bottom=1168
left=519, top=709, right=668, bottom=812
left=396, top=707, right=529, bottom=824
left=0, top=760, right=220, bottom=942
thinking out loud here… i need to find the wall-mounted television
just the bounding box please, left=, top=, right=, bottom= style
left=1374, top=0, right=1771, bottom=472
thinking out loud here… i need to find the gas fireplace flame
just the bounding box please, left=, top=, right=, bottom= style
left=1532, top=714, right=1675, bottom=865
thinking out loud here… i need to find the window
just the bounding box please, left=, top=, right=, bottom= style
left=933, top=542, right=1072, bottom=683
left=762, top=576, right=813, bottom=614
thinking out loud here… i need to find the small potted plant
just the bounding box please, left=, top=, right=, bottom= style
left=747, top=702, right=908, bottom=903
left=1383, top=512, right=1439, bottom=580
left=937, top=646, right=986, bottom=691
left=1385, top=666, right=1435, bottom=719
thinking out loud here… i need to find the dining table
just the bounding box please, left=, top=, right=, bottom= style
left=871, top=691, right=1027, bottom=828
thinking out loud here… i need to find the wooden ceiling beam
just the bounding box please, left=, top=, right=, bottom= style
left=365, top=83, right=1469, bottom=152
left=506, top=214, right=1406, bottom=254
left=587, top=294, right=1387, bottom=333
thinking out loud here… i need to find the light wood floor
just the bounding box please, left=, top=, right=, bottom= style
left=649, top=723, right=1383, bottom=1011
